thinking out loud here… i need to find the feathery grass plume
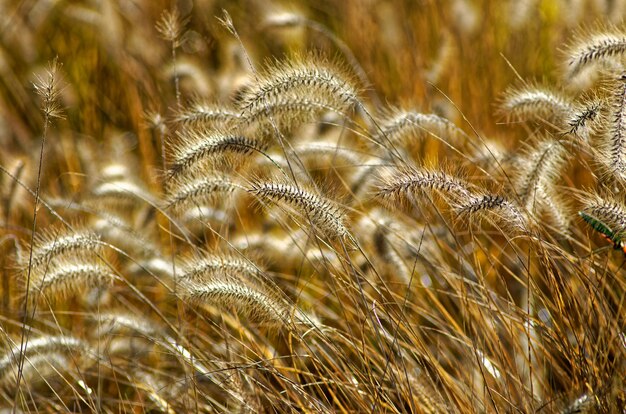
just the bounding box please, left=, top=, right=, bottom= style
left=90, top=177, right=156, bottom=205
left=294, top=142, right=363, bottom=166
left=144, top=109, right=168, bottom=136
left=514, top=138, right=567, bottom=210
left=566, top=28, right=626, bottom=78
left=100, top=162, right=131, bottom=180
left=91, top=179, right=148, bottom=199
left=470, top=138, right=510, bottom=169
left=167, top=129, right=265, bottom=178
left=426, top=31, right=455, bottom=85
left=23, top=225, right=101, bottom=270
left=374, top=109, right=467, bottom=147
left=33, top=58, right=64, bottom=120
left=0, top=335, right=87, bottom=385
left=361, top=207, right=446, bottom=263
left=179, top=276, right=293, bottom=325
left=128, top=256, right=175, bottom=279
left=18, top=60, right=66, bottom=389
left=262, top=10, right=380, bottom=107
left=90, top=210, right=160, bottom=258
left=450, top=0, right=479, bottom=35
left=248, top=180, right=348, bottom=239
left=261, top=10, right=303, bottom=28
left=599, top=75, right=626, bottom=183
left=240, top=95, right=346, bottom=131
left=500, top=85, right=574, bottom=125
left=507, top=0, right=539, bottom=30
left=372, top=219, right=412, bottom=284
left=42, top=199, right=160, bottom=259
left=376, top=165, right=473, bottom=207
left=2, top=353, right=70, bottom=391
left=293, top=143, right=365, bottom=183
left=94, top=312, right=160, bottom=338
left=174, top=100, right=240, bottom=127
left=156, top=7, right=187, bottom=46
left=231, top=231, right=303, bottom=267
left=455, top=193, right=528, bottom=231
left=27, top=254, right=116, bottom=300
left=538, top=190, right=573, bottom=236
left=164, top=59, right=212, bottom=97
left=579, top=196, right=626, bottom=252
left=92, top=312, right=216, bottom=382
left=179, top=205, right=231, bottom=234
left=236, top=55, right=359, bottom=117
left=176, top=252, right=260, bottom=284
left=156, top=6, right=189, bottom=104
left=164, top=171, right=243, bottom=212
left=566, top=98, right=603, bottom=139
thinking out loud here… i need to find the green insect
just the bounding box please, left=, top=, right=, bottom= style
left=579, top=211, right=626, bottom=254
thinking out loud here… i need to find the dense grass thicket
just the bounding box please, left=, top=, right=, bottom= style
left=0, top=0, right=624, bottom=412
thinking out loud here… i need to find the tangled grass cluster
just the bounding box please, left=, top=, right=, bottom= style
left=0, top=0, right=624, bottom=412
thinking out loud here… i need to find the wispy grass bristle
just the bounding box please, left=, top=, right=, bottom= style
left=174, top=101, right=240, bottom=127
left=90, top=179, right=155, bottom=204
left=156, top=7, right=187, bottom=46
left=168, top=130, right=265, bottom=177
left=177, top=252, right=260, bottom=283
left=566, top=29, right=626, bottom=78
left=28, top=255, right=116, bottom=300
left=179, top=277, right=292, bottom=325
left=240, top=95, right=345, bottom=130
left=94, top=312, right=160, bottom=338
left=600, top=75, right=626, bottom=182
left=375, top=110, right=466, bottom=146
left=455, top=193, right=528, bottom=231
left=0, top=335, right=87, bottom=384
left=500, top=85, right=574, bottom=125
left=237, top=56, right=359, bottom=116
left=164, top=172, right=243, bottom=212
left=514, top=138, right=567, bottom=210
left=248, top=180, right=348, bottom=238
left=376, top=166, right=473, bottom=205
left=33, top=58, right=64, bottom=120
left=25, top=226, right=101, bottom=270
left=567, top=98, right=603, bottom=137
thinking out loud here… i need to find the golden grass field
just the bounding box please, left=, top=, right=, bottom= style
left=0, top=0, right=624, bottom=412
